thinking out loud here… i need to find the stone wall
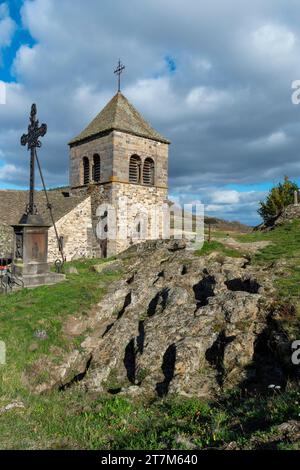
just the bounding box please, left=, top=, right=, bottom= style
left=69, top=130, right=169, bottom=192
left=0, top=223, right=13, bottom=258
left=69, top=133, right=113, bottom=189
left=48, top=197, right=93, bottom=262
left=69, top=129, right=169, bottom=258
left=90, top=182, right=168, bottom=257
left=112, top=131, right=168, bottom=188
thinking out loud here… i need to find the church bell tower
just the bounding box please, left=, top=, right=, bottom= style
left=68, top=65, right=170, bottom=257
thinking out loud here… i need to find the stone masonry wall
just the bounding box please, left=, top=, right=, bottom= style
left=70, top=130, right=169, bottom=191
left=0, top=223, right=13, bottom=258
left=69, top=133, right=113, bottom=189
left=112, top=131, right=168, bottom=188
left=48, top=197, right=93, bottom=262
left=90, top=184, right=113, bottom=258
left=69, top=130, right=169, bottom=258
left=112, top=182, right=168, bottom=255
left=90, top=182, right=168, bottom=257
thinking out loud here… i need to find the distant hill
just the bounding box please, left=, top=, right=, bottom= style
left=168, top=200, right=251, bottom=233
left=204, top=216, right=251, bottom=232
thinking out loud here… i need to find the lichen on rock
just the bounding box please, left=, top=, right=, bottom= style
left=24, top=239, right=293, bottom=399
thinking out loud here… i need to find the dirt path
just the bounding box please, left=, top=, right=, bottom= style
left=214, top=236, right=271, bottom=254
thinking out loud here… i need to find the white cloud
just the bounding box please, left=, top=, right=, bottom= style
left=249, top=130, right=289, bottom=149
left=266, top=131, right=287, bottom=145
left=211, top=190, right=240, bottom=204
left=126, top=76, right=179, bottom=122
left=252, top=24, right=296, bottom=58
left=1, top=0, right=300, bottom=225
left=171, top=185, right=267, bottom=225
left=0, top=3, right=16, bottom=49
left=13, top=44, right=38, bottom=78
left=186, top=87, right=233, bottom=112
left=205, top=204, right=224, bottom=212
left=0, top=163, right=27, bottom=182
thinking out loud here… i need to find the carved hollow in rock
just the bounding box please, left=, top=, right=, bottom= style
left=181, top=265, right=188, bottom=275
left=124, top=338, right=136, bottom=384
left=136, top=320, right=145, bottom=354
left=193, top=275, right=216, bottom=308
left=107, top=387, right=122, bottom=395
left=126, top=273, right=135, bottom=285
left=156, top=343, right=177, bottom=397
left=153, top=270, right=164, bottom=284
left=59, top=355, right=93, bottom=391
left=225, top=278, right=260, bottom=294
left=205, top=332, right=236, bottom=387
left=102, top=322, right=115, bottom=338
left=147, top=288, right=169, bottom=317
left=117, top=292, right=132, bottom=319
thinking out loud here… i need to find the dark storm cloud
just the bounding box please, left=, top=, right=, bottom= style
left=1, top=0, right=300, bottom=224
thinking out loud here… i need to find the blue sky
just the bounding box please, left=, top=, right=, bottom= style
left=0, top=0, right=34, bottom=82
left=1, top=0, right=300, bottom=226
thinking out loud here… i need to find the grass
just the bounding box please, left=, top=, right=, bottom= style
left=195, top=240, right=243, bottom=258
left=234, top=220, right=300, bottom=261
left=234, top=220, right=300, bottom=299
left=1, top=223, right=300, bottom=449
left=0, top=258, right=122, bottom=397
left=0, top=386, right=299, bottom=449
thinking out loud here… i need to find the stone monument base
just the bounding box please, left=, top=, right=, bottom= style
left=21, top=271, right=65, bottom=288
left=12, top=215, right=66, bottom=289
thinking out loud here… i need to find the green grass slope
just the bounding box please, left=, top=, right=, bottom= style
left=0, top=224, right=300, bottom=449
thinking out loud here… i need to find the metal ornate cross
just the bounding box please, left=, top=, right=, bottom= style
left=114, top=60, right=125, bottom=92
left=21, top=104, right=47, bottom=215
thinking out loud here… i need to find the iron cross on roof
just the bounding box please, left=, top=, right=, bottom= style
left=114, top=60, right=125, bottom=92
left=21, top=103, right=47, bottom=216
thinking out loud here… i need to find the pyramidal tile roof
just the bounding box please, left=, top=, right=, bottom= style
left=69, top=92, right=170, bottom=145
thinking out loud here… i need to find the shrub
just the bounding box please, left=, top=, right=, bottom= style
left=258, top=176, right=298, bottom=223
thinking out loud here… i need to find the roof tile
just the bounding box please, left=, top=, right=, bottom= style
left=69, top=92, right=169, bottom=145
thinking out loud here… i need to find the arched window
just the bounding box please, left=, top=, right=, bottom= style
left=129, top=155, right=141, bottom=183
left=143, top=158, right=155, bottom=185
left=93, top=154, right=101, bottom=182
left=83, top=157, right=90, bottom=185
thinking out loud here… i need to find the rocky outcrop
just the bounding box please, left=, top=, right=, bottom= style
left=25, top=239, right=295, bottom=399
left=257, top=203, right=300, bottom=230
left=274, top=204, right=300, bottom=226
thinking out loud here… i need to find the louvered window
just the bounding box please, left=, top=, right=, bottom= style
left=129, top=155, right=141, bottom=183
left=143, top=158, right=155, bottom=185
left=93, top=154, right=101, bottom=182
left=83, top=157, right=90, bottom=185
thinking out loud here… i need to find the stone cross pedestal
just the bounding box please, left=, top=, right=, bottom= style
left=12, top=221, right=64, bottom=287
left=11, top=104, right=65, bottom=288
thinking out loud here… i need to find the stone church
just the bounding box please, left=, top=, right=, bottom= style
left=0, top=91, right=170, bottom=262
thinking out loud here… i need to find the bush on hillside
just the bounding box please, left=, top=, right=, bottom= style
left=258, top=176, right=299, bottom=223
